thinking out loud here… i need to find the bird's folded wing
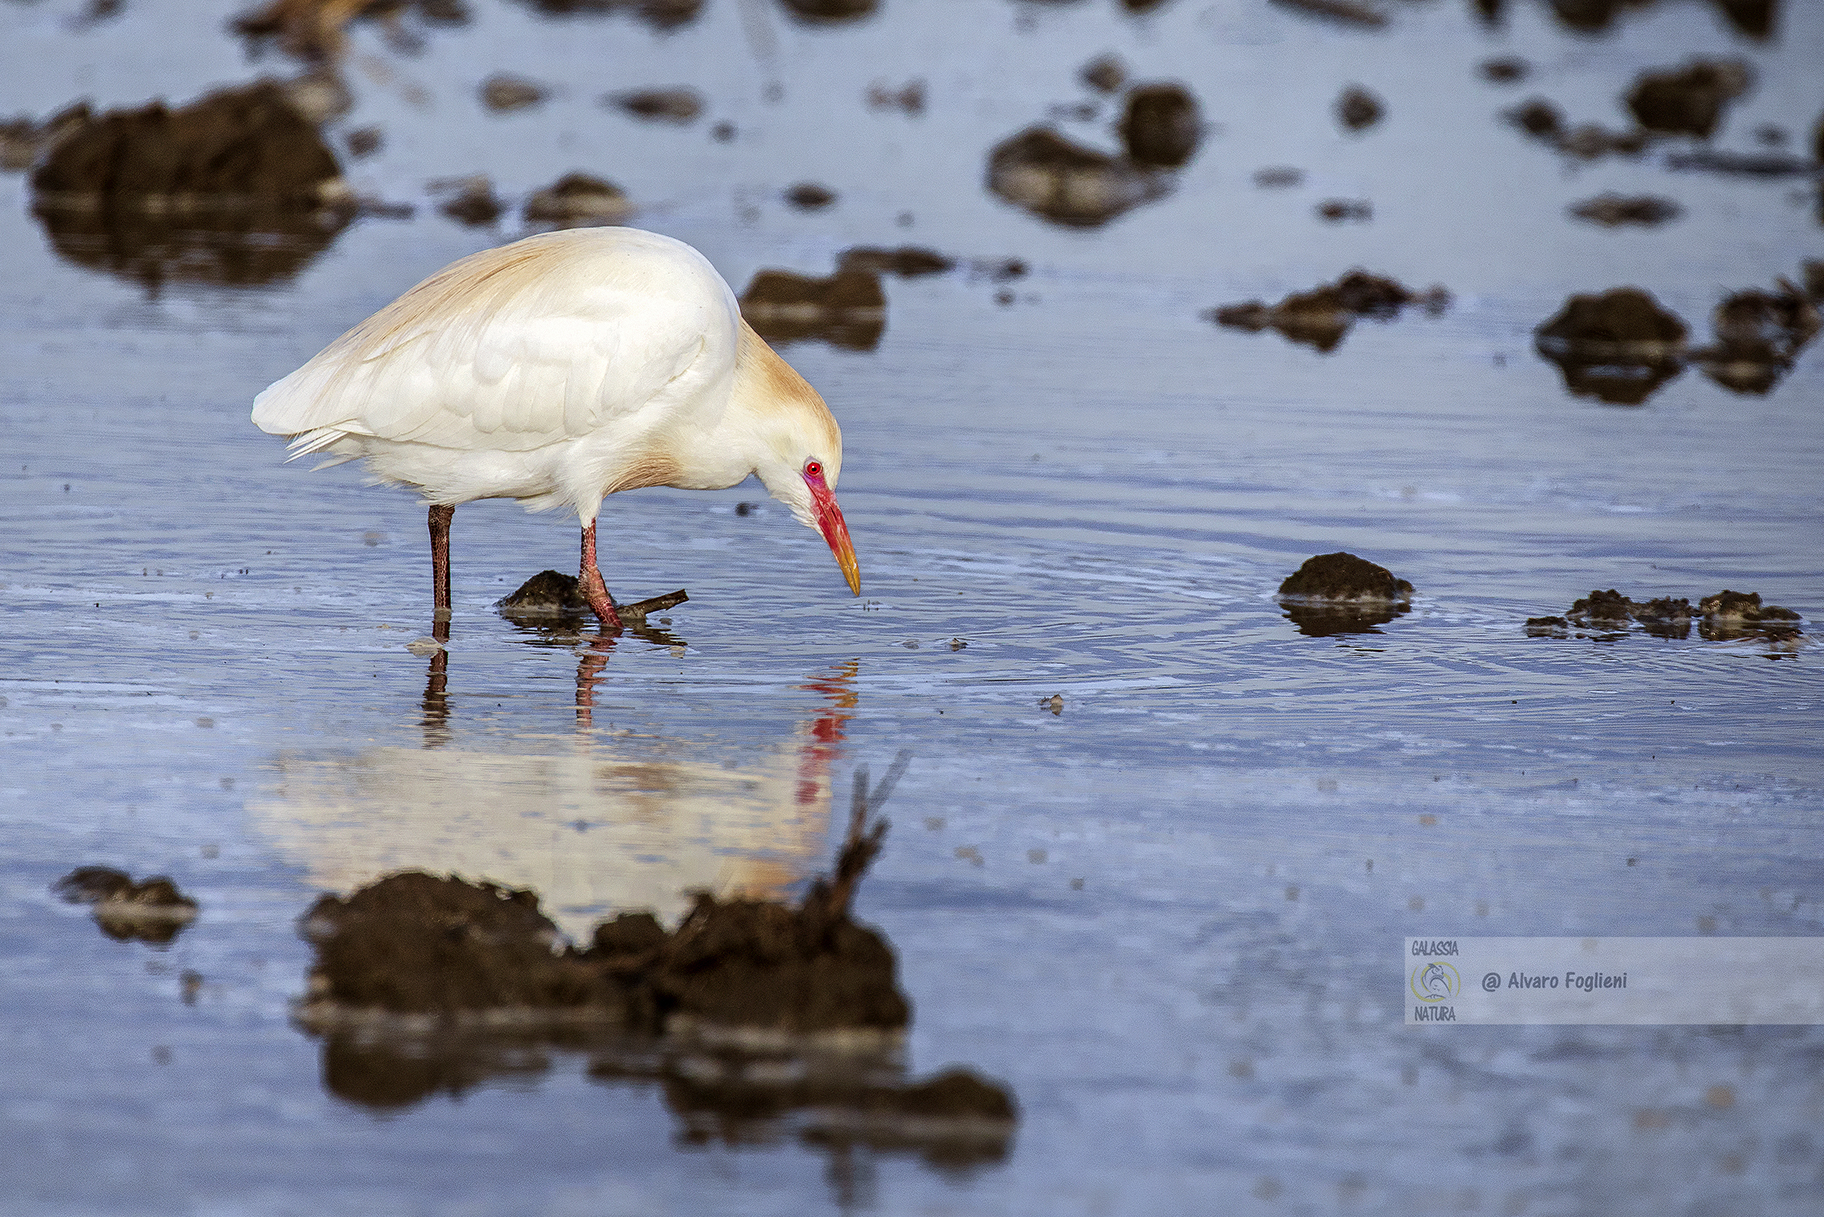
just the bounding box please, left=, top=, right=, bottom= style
left=253, top=251, right=720, bottom=455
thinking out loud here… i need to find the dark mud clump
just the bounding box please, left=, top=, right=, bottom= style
left=1253, top=166, right=1303, bottom=188
left=1505, top=99, right=1649, bottom=160
left=836, top=246, right=954, bottom=278
left=1080, top=54, right=1127, bottom=95
left=1698, top=590, right=1802, bottom=640
left=480, top=74, right=548, bottom=113
left=778, top=0, right=877, bottom=23
left=784, top=181, right=837, bottom=211
left=986, top=126, right=1167, bottom=228
left=1625, top=59, right=1753, bottom=139
left=1692, top=279, right=1820, bottom=395
left=1316, top=198, right=1372, bottom=223
left=495, top=570, right=686, bottom=638
left=54, top=865, right=198, bottom=945
left=1529, top=589, right=1801, bottom=642
left=1269, top=0, right=1387, bottom=27
left=430, top=174, right=502, bottom=226
left=1207, top=270, right=1449, bottom=354
left=1665, top=148, right=1815, bottom=177
left=1568, top=194, right=1682, bottom=227
left=1534, top=287, right=1687, bottom=405
left=606, top=87, right=703, bottom=124
left=1479, top=57, right=1529, bottom=84
left=29, top=81, right=351, bottom=290
left=509, top=0, right=704, bottom=30
left=1529, top=0, right=1776, bottom=37
left=1277, top=552, right=1413, bottom=637
left=740, top=265, right=887, bottom=351
left=1119, top=83, right=1201, bottom=168
left=1334, top=85, right=1384, bottom=132
left=523, top=172, right=631, bottom=227
left=296, top=800, right=910, bottom=1041
left=345, top=125, right=383, bottom=158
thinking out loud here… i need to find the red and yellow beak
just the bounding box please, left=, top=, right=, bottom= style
left=805, top=471, right=860, bottom=595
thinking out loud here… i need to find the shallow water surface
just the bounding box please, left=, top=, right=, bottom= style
left=2, top=0, right=1822, bottom=1213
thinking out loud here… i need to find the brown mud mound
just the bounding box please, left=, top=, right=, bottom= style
left=1080, top=54, right=1127, bottom=95
left=1119, top=83, right=1201, bottom=168
left=430, top=174, right=502, bottom=226
left=1692, top=280, right=1820, bottom=396
left=1529, top=589, right=1801, bottom=642
left=740, top=266, right=886, bottom=351
left=1505, top=99, right=1650, bottom=160
left=605, top=87, right=703, bottom=124
left=1208, top=270, right=1448, bottom=353
left=784, top=182, right=837, bottom=211
left=779, top=0, right=877, bottom=23
left=837, top=246, right=954, bottom=278
left=295, top=792, right=909, bottom=1040
left=29, top=82, right=351, bottom=290
left=1534, top=287, right=1687, bottom=405
left=523, top=172, right=631, bottom=227
left=509, top=0, right=703, bottom=30
left=986, top=126, right=1167, bottom=228
left=495, top=571, right=686, bottom=641
left=1334, top=85, right=1384, bottom=132
left=1277, top=552, right=1413, bottom=637
left=480, top=74, right=548, bottom=113
left=54, top=865, right=198, bottom=945
left=1568, top=194, right=1681, bottom=227
left=1625, top=59, right=1753, bottom=139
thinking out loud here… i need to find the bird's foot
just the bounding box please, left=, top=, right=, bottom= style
left=578, top=566, right=623, bottom=629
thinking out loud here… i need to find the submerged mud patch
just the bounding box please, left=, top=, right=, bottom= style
left=54, top=866, right=198, bottom=946
left=986, top=126, right=1169, bottom=229
left=28, top=81, right=351, bottom=290
left=740, top=265, right=887, bottom=351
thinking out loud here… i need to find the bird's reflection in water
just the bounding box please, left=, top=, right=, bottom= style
left=261, top=653, right=859, bottom=937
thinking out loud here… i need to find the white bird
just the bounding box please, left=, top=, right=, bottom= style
left=251, top=226, right=859, bottom=630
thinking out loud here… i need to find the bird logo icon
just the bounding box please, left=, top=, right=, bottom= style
left=1411, top=962, right=1461, bottom=1003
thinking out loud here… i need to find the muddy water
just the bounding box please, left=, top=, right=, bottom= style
left=3, top=0, right=1822, bottom=1213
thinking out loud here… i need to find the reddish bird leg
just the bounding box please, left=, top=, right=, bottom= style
left=579, top=519, right=624, bottom=629
left=428, top=503, right=455, bottom=642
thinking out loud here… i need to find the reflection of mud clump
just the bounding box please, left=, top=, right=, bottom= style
left=1529, top=588, right=1801, bottom=642
left=1625, top=59, right=1752, bottom=139
left=54, top=865, right=198, bottom=945
left=987, top=127, right=1166, bottom=228
left=523, top=172, right=631, bottom=227
left=1694, top=280, right=1820, bottom=395
left=1119, top=83, right=1201, bottom=168
left=1569, top=194, right=1681, bottom=227
left=1534, top=287, right=1687, bottom=405
left=430, top=174, right=502, bottom=226
left=29, top=82, right=350, bottom=291
left=664, top=1061, right=1016, bottom=1169
left=740, top=266, right=887, bottom=351
left=1277, top=552, right=1413, bottom=637
left=1208, top=270, right=1448, bottom=353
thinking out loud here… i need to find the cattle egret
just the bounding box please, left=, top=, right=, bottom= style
left=251, top=227, right=859, bottom=630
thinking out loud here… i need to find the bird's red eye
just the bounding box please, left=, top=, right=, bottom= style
left=804, top=461, right=823, bottom=479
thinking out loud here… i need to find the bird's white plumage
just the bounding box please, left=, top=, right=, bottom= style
left=252, top=228, right=752, bottom=517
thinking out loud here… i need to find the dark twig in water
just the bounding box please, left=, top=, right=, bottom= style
left=614, top=588, right=689, bottom=622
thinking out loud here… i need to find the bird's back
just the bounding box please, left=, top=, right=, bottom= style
left=252, top=227, right=743, bottom=459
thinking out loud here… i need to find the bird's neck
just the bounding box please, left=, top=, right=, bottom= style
left=660, top=323, right=830, bottom=491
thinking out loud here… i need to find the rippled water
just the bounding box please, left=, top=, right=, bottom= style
left=3, top=0, right=1822, bottom=1213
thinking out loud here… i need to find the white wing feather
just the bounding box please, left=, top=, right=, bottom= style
left=252, top=229, right=734, bottom=458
